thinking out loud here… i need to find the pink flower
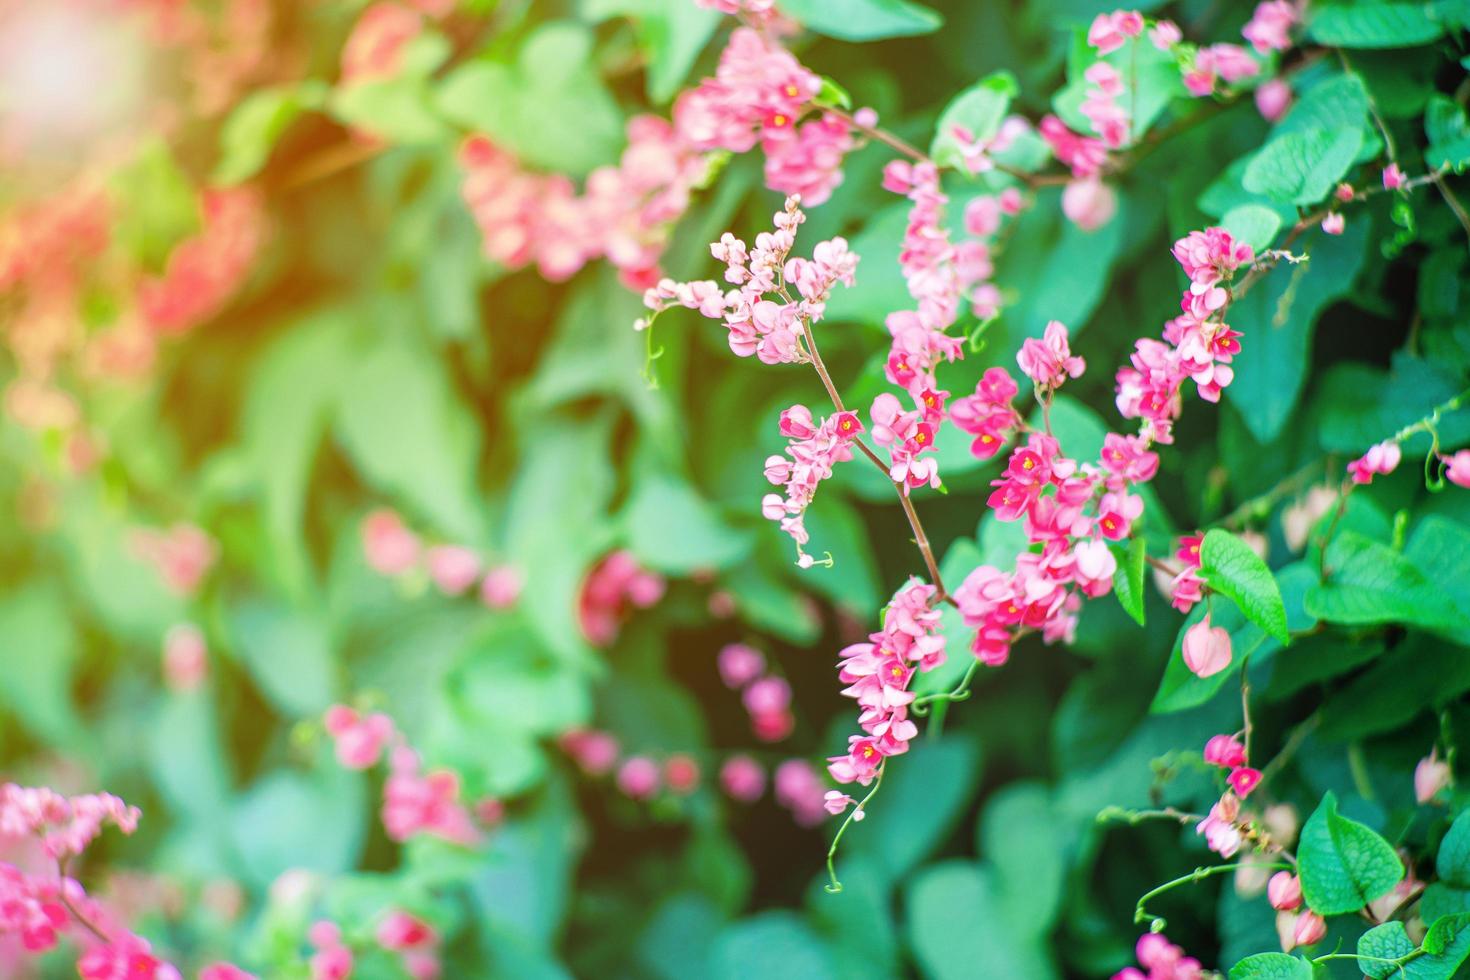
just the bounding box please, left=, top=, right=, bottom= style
left=479, top=564, right=523, bottom=609
left=1182, top=616, right=1232, bottom=678
left=1291, top=909, right=1327, bottom=949
left=426, top=545, right=481, bottom=596
left=823, top=790, right=863, bottom=819
left=1087, top=9, right=1145, bottom=55
left=773, top=759, right=827, bottom=826
left=323, top=705, right=395, bottom=770
left=309, top=920, right=354, bottom=980
left=340, top=2, right=422, bottom=85
left=1017, top=320, right=1086, bottom=389
left=1383, top=163, right=1407, bottom=190
left=130, top=523, right=219, bottom=596
left=361, top=509, right=420, bottom=576
left=1346, top=440, right=1401, bottom=483
left=1229, top=766, right=1263, bottom=798
left=1268, top=871, right=1302, bottom=911
left=763, top=113, right=855, bottom=206
left=1203, top=734, right=1247, bottom=769
left=1061, top=178, right=1118, bottom=231
left=664, top=754, right=701, bottom=795
left=718, top=643, right=766, bottom=688
left=1112, top=932, right=1203, bottom=980
left=78, top=934, right=181, bottom=980
left=162, top=623, right=208, bottom=693
left=1255, top=78, right=1292, bottom=121
left=1197, top=793, right=1244, bottom=857
left=617, top=756, right=661, bottom=800
left=1242, top=0, right=1299, bottom=53
left=1443, top=450, right=1470, bottom=487
left=1149, top=19, right=1182, bottom=49
left=560, top=729, right=620, bottom=776
left=1321, top=212, right=1345, bottom=235
left=1040, top=115, right=1108, bottom=179
left=377, top=909, right=436, bottom=951
left=720, top=755, right=766, bottom=802
left=578, top=550, right=666, bottom=646
left=382, top=749, right=481, bottom=846
left=1416, top=748, right=1452, bottom=803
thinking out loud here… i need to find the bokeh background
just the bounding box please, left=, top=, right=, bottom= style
left=3, top=0, right=1470, bottom=977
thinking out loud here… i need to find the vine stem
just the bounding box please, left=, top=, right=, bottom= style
left=1132, top=861, right=1290, bottom=927
left=825, top=765, right=885, bottom=893
left=910, top=660, right=980, bottom=715
left=56, top=858, right=112, bottom=946
left=800, top=312, right=951, bottom=601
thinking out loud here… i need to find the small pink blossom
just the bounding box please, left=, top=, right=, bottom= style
left=1182, top=616, right=1232, bottom=678
left=361, top=509, right=420, bottom=576
left=1017, top=320, right=1086, bottom=389
left=1416, top=747, right=1452, bottom=803
left=1149, top=19, right=1182, bottom=49
left=560, top=729, right=620, bottom=776
left=323, top=705, right=396, bottom=770
left=1061, top=178, right=1117, bottom=231
left=130, top=523, right=219, bottom=596
left=1268, top=872, right=1302, bottom=911
left=1242, top=0, right=1299, bottom=54
left=425, top=545, right=481, bottom=596
left=1087, top=10, right=1145, bottom=55
left=823, top=790, right=863, bottom=819
left=162, top=623, right=208, bottom=693
left=1255, top=78, right=1292, bottom=121
left=1229, top=766, right=1263, bottom=798
left=664, top=754, right=701, bottom=795
left=382, top=748, right=481, bottom=846
left=377, top=909, right=436, bottom=951
left=1321, top=212, right=1345, bottom=235
left=773, top=759, right=827, bottom=826
left=1442, top=450, right=1470, bottom=487
left=1203, top=734, right=1247, bottom=769
left=1346, top=440, right=1401, bottom=484
left=340, top=2, right=422, bottom=85
left=720, top=755, right=766, bottom=802
left=479, top=564, right=523, bottom=609
left=78, top=934, right=181, bottom=980
left=617, top=756, right=661, bottom=800
left=717, top=643, right=766, bottom=688
left=1383, top=163, right=1407, bottom=190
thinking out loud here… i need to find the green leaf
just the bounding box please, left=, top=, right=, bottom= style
left=228, top=599, right=339, bottom=717
left=1151, top=599, right=1275, bottom=714
left=1112, top=536, right=1146, bottom=627
left=580, top=0, right=721, bottom=103
left=1317, top=632, right=1470, bottom=740
left=1307, top=3, right=1447, bottom=48
left=1200, top=529, right=1291, bottom=644
left=329, top=36, right=453, bottom=145
left=1222, top=204, right=1283, bottom=253
left=1423, top=884, right=1470, bottom=924
left=775, top=0, right=942, bottom=41
left=1297, top=791, right=1404, bottom=915
left=905, top=861, right=1056, bottom=980
left=1228, top=952, right=1315, bottom=980
left=109, top=139, right=201, bottom=270
left=1243, top=127, right=1364, bottom=205
left=848, top=739, right=982, bottom=882
left=708, top=914, right=839, bottom=980
left=1425, top=95, right=1470, bottom=172
left=1437, top=809, right=1470, bottom=888
left=1407, top=516, right=1470, bottom=624
left=1226, top=219, right=1370, bottom=443
left=436, top=22, right=624, bottom=176
left=624, top=474, right=751, bottom=574
left=334, top=330, right=485, bottom=542
left=814, top=76, right=853, bottom=111
left=0, top=585, right=80, bottom=745
left=931, top=72, right=1019, bottom=170
left=980, top=784, right=1068, bottom=936
left=230, top=767, right=367, bottom=890
left=1358, top=914, right=1470, bottom=979
left=1305, top=531, right=1469, bottom=633
left=214, top=81, right=327, bottom=184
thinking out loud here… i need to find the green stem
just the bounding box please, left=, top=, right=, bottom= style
left=1133, top=862, right=1290, bottom=927
left=910, top=661, right=980, bottom=716
left=825, top=766, right=885, bottom=893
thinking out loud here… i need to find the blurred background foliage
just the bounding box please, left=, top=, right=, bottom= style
left=2, top=0, right=1470, bottom=976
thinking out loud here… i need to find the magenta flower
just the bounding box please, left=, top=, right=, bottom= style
left=1203, top=734, right=1247, bottom=769
left=1268, top=871, right=1303, bottom=911
left=323, top=705, right=395, bottom=771
left=717, top=643, right=766, bottom=689
left=1383, top=163, right=1407, bottom=190
left=1255, top=78, right=1292, bottom=121
left=1182, top=616, right=1232, bottom=678
left=1443, top=450, right=1470, bottom=487
left=1346, top=439, right=1401, bottom=484
left=1242, top=0, right=1300, bottom=54
left=720, top=756, right=766, bottom=803
left=616, top=756, right=661, bottom=800
left=1018, top=320, right=1086, bottom=389
left=360, top=509, right=420, bottom=576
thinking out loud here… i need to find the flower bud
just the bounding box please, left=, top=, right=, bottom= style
left=1268, top=872, right=1302, bottom=911
left=1416, top=748, right=1452, bottom=804
left=1182, top=616, right=1232, bottom=678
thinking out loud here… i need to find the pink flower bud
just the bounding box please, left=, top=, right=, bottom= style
left=1061, top=178, right=1117, bottom=232
left=1182, top=616, right=1232, bottom=678
left=1416, top=748, right=1452, bottom=804
left=1383, top=163, right=1406, bottom=190
left=162, top=623, right=208, bottom=693
left=1442, top=450, right=1470, bottom=488
left=720, top=755, right=765, bottom=802
left=479, top=564, right=522, bottom=609
left=1292, top=909, right=1327, bottom=948
left=717, top=643, right=765, bottom=689
left=664, top=754, right=700, bottom=795
left=1268, top=872, right=1302, bottom=911
left=1255, top=78, right=1292, bottom=121
left=1321, top=212, right=1345, bottom=235
left=426, top=545, right=481, bottom=596
left=1203, top=734, right=1247, bottom=769
left=362, top=509, right=419, bottom=575
left=377, top=909, right=436, bottom=951
left=616, top=756, right=660, bottom=800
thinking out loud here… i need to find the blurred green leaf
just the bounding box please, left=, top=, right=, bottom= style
left=1305, top=531, right=1468, bottom=633
left=214, top=81, right=328, bottom=184
left=931, top=72, right=1018, bottom=169
left=906, top=861, right=1056, bottom=980
left=625, top=474, right=752, bottom=574
left=1307, top=3, right=1447, bottom=48
left=1228, top=953, right=1315, bottom=979
left=848, top=738, right=982, bottom=882
left=1243, top=128, right=1364, bottom=205
left=709, top=913, right=839, bottom=979
left=0, top=585, right=80, bottom=745
left=1426, top=95, right=1470, bottom=171
left=776, top=0, right=942, bottom=40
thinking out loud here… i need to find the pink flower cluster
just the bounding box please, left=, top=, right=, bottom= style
left=826, top=579, right=945, bottom=796
left=641, top=196, right=859, bottom=366
left=137, top=188, right=265, bottom=336
left=1087, top=10, right=1144, bottom=55
left=376, top=909, right=441, bottom=980
left=161, top=623, right=209, bottom=693
left=1080, top=62, right=1130, bottom=148
left=1111, top=933, right=1204, bottom=980
left=1242, top=0, right=1299, bottom=54
left=673, top=27, right=820, bottom=155
left=0, top=784, right=141, bottom=861
left=773, top=759, right=828, bottom=826
left=1203, top=734, right=1262, bottom=799
left=761, top=404, right=864, bottom=557
left=309, top=920, right=354, bottom=980
left=718, top=644, right=794, bottom=741
left=577, top=549, right=666, bottom=646
left=1182, top=44, right=1259, bottom=97
left=1040, top=115, right=1109, bottom=180
left=78, top=933, right=181, bottom=980
left=1117, top=227, right=1254, bottom=443
left=130, top=523, right=218, bottom=597
left=878, top=162, right=980, bottom=394
left=1445, top=450, right=1470, bottom=488
left=1018, top=319, right=1086, bottom=390
left=359, top=508, right=524, bottom=610
left=0, top=863, right=68, bottom=952
left=1346, top=440, right=1401, bottom=484
left=322, top=705, right=494, bottom=847
left=1182, top=612, right=1231, bottom=677
left=458, top=116, right=710, bottom=290
left=870, top=392, right=940, bottom=493
left=764, top=113, right=858, bottom=207
left=950, top=366, right=1023, bottom=460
